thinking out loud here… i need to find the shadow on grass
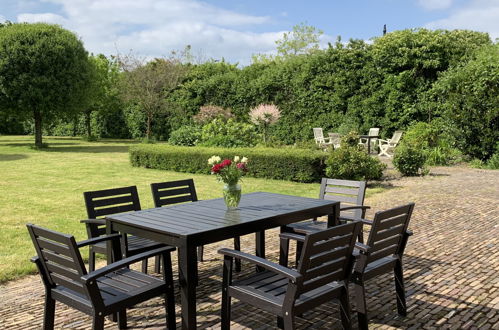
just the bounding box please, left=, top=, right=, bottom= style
left=1, top=142, right=80, bottom=147
left=0, top=154, right=28, bottom=161
left=40, top=145, right=131, bottom=153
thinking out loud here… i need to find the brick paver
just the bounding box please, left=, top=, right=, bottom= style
left=1, top=166, right=498, bottom=329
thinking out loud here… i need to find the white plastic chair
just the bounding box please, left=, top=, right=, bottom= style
left=359, top=127, right=380, bottom=151
left=313, top=128, right=333, bottom=149
left=378, top=131, right=403, bottom=157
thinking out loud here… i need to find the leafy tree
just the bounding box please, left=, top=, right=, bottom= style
left=83, top=54, right=121, bottom=139
left=0, top=23, right=92, bottom=147
left=430, top=44, right=499, bottom=160
left=118, top=54, right=187, bottom=139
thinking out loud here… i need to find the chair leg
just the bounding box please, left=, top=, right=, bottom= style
left=339, top=286, right=352, bottom=330
left=276, top=316, right=284, bottom=329
left=283, top=312, right=295, bottom=330
left=234, top=236, right=241, bottom=272
left=43, top=294, right=56, bottom=330
left=197, top=245, right=204, bottom=262
left=295, top=241, right=303, bottom=267
left=117, top=309, right=127, bottom=329
left=163, top=252, right=176, bottom=330
left=92, top=315, right=105, bottom=330
left=221, top=256, right=233, bottom=330
left=154, top=255, right=161, bottom=274
left=89, top=250, right=96, bottom=272
left=394, top=260, right=407, bottom=316
left=279, top=237, right=290, bottom=267
left=354, top=281, right=368, bottom=330
left=141, top=258, right=148, bottom=274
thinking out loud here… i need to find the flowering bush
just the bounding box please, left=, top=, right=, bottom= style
left=249, top=103, right=281, bottom=145
left=193, top=105, right=234, bottom=124
left=208, top=155, right=248, bottom=185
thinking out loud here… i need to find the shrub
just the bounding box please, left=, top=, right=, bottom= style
left=193, top=105, right=234, bottom=124
left=168, top=125, right=201, bottom=146
left=129, top=145, right=327, bottom=182
left=393, top=144, right=427, bottom=176
left=200, top=118, right=258, bottom=148
left=341, top=131, right=360, bottom=148
left=486, top=152, right=499, bottom=169
left=325, top=146, right=386, bottom=181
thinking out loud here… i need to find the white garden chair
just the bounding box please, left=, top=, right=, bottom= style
left=378, top=130, right=403, bottom=157
left=359, top=127, right=380, bottom=151
left=313, top=128, right=334, bottom=149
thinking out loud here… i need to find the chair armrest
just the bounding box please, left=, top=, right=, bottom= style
left=80, top=219, right=106, bottom=225
left=81, top=246, right=174, bottom=283
left=378, top=139, right=389, bottom=144
left=360, top=218, right=373, bottom=225
left=279, top=232, right=306, bottom=243
left=218, top=248, right=302, bottom=283
left=406, top=229, right=413, bottom=236
left=31, top=256, right=39, bottom=263
left=354, top=242, right=371, bottom=255
left=340, top=205, right=370, bottom=212
left=76, top=233, right=122, bottom=248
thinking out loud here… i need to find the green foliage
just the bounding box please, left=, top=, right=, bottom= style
left=485, top=152, right=499, bottom=169
left=168, top=125, right=201, bottom=146
left=0, top=23, right=92, bottom=146
left=129, top=145, right=327, bottom=182
left=402, top=120, right=462, bottom=166
left=200, top=118, right=259, bottom=148
left=393, top=144, right=427, bottom=176
left=325, top=146, right=386, bottom=181
left=340, top=131, right=360, bottom=148
left=430, top=44, right=499, bottom=161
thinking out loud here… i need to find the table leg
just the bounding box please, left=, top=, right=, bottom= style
left=255, top=230, right=265, bottom=272
left=327, top=202, right=341, bottom=227
left=178, top=244, right=198, bottom=330
left=367, top=138, right=371, bottom=154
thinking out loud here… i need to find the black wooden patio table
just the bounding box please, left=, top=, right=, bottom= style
left=105, top=191, right=340, bottom=329
left=359, top=134, right=379, bottom=154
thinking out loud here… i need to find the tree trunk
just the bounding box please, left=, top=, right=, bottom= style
left=34, top=109, right=43, bottom=148
left=72, top=116, right=78, bottom=137
left=146, top=113, right=152, bottom=140
left=86, top=111, right=92, bottom=137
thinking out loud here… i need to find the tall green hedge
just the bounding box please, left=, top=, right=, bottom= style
left=129, top=145, right=327, bottom=183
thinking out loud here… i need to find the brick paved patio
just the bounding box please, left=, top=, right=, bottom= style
left=1, top=166, right=498, bottom=329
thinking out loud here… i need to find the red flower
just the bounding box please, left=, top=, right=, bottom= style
left=236, top=162, right=247, bottom=171
left=221, top=159, right=232, bottom=167
left=211, top=163, right=223, bottom=173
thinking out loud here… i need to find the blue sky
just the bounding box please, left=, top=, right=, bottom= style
left=1, top=0, right=498, bottom=65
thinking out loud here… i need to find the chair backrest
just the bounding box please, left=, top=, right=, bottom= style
left=328, top=133, right=341, bottom=148
left=368, top=127, right=380, bottom=137
left=313, top=128, right=325, bottom=144
left=27, top=224, right=89, bottom=298
left=83, top=186, right=141, bottom=238
left=319, top=178, right=367, bottom=219
left=297, top=221, right=361, bottom=294
left=366, top=203, right=414, bottom=264
left=390, top=131, right=403, bottom=146
left=151, top=179, right=198, bottom=207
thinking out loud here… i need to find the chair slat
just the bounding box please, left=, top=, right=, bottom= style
left=156, top=187, right=192, bottom=197
left=323, top=194, right=357, bottom=204
left=324, top=186, right=359, bottom=195
left=372, top=224, right=405, bottom=242
left=301, top=269, right=343, bottom=292
left=46, top=262, right=82, bottom=282
left=308, top=246, right=349, bottom=269
left=303, top=257, right=347, bottom=281
left=377, top=214, right=407, bottom=231
left=94, top=204, right=137, bottom=218
left=368, top=245, right=399, bottom=263
left=31, top=225, right=72, bottom=244
left=37, top=238, right=73, bottom=258
left=52, top=273, right=87, bottom=295
left=91, top=195, right=134, bottom=208
left=43, top=250, right=76, bottom=269
left=324, top=178, right=363, bottom=187
left=158, top=195, right=194, bottom=205
left=84, top=186, right=136, bottom=199
left=310, top=234, right=353, bottom=255
left=371, top=234, right=402, bottom=253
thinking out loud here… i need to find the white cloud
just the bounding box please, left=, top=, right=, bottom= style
left=418, top=0, right=454, bottom=10
left=15, top=0, right=283, bottom=65
left=425, top=0, right=499, bottom=40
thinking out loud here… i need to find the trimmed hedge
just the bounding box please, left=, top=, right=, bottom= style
left=129, top=144, right=327, bottom=183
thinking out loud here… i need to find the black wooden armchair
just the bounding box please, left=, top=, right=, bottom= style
left=352, top=203, right=414, bottom=329
left=151, top=179, right=242, bottom=271
left=219, top=221, right=362, bottom=330
left=82, top=185, right=167, bottom=272
left=27, top=224, right=176, bottom=329
left=280, top=178, right=369, bottom=266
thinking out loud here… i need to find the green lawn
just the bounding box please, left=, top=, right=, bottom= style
left=0, top=135, right=383, bottom=283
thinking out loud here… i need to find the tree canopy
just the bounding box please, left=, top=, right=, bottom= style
left=0, top=23, right=92, bottom=147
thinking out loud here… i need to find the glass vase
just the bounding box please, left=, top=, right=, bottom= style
left=223, top=184, right=241, bottom=210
